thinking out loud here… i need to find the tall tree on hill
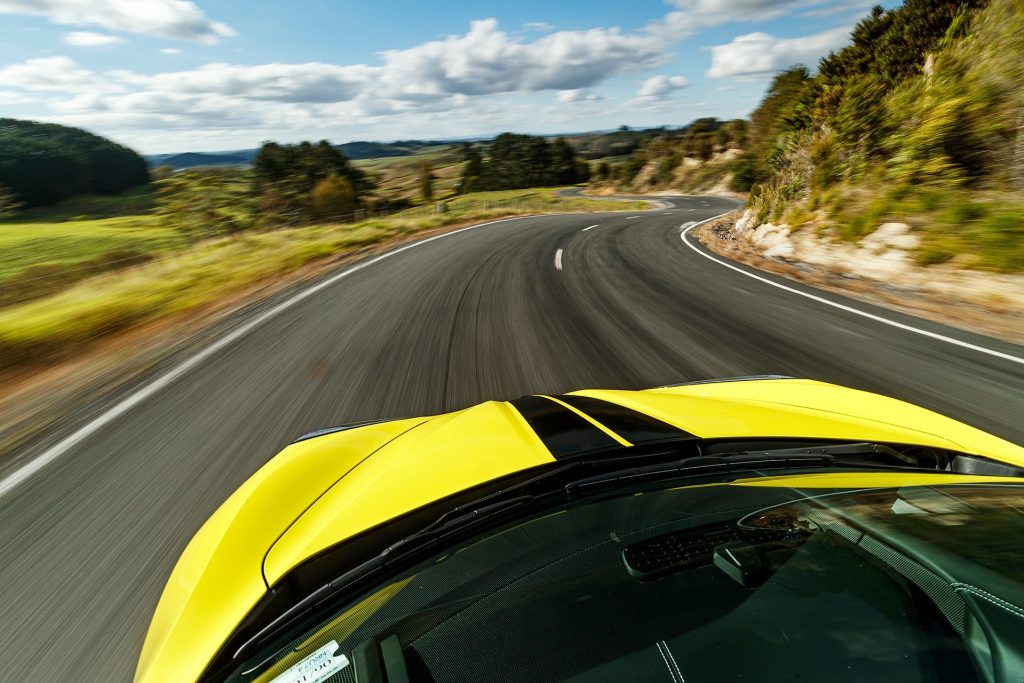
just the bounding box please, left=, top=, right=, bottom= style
left=419, top=161, right=434, bottom=201
left=457, top=146, right=483, bottom=194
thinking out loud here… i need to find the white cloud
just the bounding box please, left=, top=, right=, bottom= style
left=126, top=62, right=375, bottom=103
left=557, top=89, right=603, bottom=104
left=160, top=47, right=180, bottom=54
left=0, top=56, right=112, bottom=92
left=62, top=30, right=122, bottom=46
left=636, top=75, right=689, bottom=99
left=375, top=18, right=666, bottom=99
left=523, top=21, right=554, bottom=32
left=0, top=0, right=235, bottom=43
left=706, top=26, right=851, bottom=79
left=648, top=0, right=826, bottom=41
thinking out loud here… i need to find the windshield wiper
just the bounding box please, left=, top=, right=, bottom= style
left=230, top=440, right=947, bottom=672
left=566, top=452, right=835, bottom=493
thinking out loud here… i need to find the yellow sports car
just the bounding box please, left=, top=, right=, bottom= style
left=136, top=377, right=1024, bottom=683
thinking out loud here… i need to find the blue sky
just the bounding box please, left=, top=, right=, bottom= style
left=0, top=0, right=892, bottom=153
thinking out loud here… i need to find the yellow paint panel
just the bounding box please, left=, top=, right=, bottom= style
left=135, top=418, right=425, bottom=683
left=138, top=379, right=1024, bottom=683
left=263, top=401, right=556, bottom=583
left=575, top=379, right=1024, bottom=465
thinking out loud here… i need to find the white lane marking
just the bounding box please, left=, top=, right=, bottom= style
left=626, top=215, right=640, bottom=220
left=0, top=216, right=531, bottom=500
left=680, top=218, right=1024, bottom=366
left=554, top=248, right=564, bottom=271
left=687, top=208, right=696, bottom=212
left=582, top=224, right=599, bottom=231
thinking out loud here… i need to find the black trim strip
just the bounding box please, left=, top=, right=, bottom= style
left=509, top=395, right=620, bottom=459
left=556, top=394, right=695, bottom=444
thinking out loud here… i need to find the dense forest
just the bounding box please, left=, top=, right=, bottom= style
left=0, top=119, right=149, bottom=208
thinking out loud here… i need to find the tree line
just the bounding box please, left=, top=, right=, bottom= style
left=459, top=134, right=590, bottom=193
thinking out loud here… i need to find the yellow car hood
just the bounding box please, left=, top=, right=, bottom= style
left=136, top=378, right=1024, bottom=683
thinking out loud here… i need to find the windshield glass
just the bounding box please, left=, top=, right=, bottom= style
left=230, top=480, right=1024, bottom=683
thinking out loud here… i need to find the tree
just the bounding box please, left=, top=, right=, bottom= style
left=419, top=161, right=434, bottom=201
left=0, top=184, right=23, bottom=219
left=475, top=133, right=588, bottom=190
left=309, top=173, right=357, bottom=220
left=457, top=146, right=482, bottom=193
left=251, top=139, right=371, bottom=221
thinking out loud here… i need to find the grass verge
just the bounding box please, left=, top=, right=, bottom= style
left=0, top=191, right=649, bottom=372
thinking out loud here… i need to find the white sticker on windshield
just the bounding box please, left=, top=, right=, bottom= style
left=269, top=640, right=350, bottom=683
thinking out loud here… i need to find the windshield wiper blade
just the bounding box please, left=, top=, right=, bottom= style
left=566, top=452, right=835, bottom=493
left=234, top=492, right=541, bottom=664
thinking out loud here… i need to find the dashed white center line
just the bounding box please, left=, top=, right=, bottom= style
left=625, top=215, right=640, bottom=220
left=554, top=248, right=564, bottom=271
left=582, top=224, right=599, bottom=231
left=687, top=208, right=697, bottom=212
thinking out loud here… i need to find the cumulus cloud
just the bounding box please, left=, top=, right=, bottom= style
left=0, top=0, right=235, bottom=43
left=62, top=30, right=122, bottom=46
left=636, top=75, right=689, bottom=100
left=124, top=62, right=375, bottom=103
left=523, top=21, right=554, bottom=32
left=375, top=19, right=665, bottom=99
left=706, top=26, right=851, bottom=79
left=556, top=89, right=603, bottom=104
left=0, top=56, right=112, bottom=92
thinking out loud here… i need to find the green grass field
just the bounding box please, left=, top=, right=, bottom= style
left=353, top=145, right=465, bottom=200
left=0, top=184, right=651, bottom=371
left=0, top=215, right=181, bottom=282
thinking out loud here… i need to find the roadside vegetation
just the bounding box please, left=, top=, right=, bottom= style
left=0, top=120, right=644, bottom=372
left=604, top=0, right=1024, bottom=273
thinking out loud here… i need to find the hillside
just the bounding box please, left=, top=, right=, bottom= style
left=608, top=0, right=1024, bottom=273
left=0, top=119, right=150, bottom=208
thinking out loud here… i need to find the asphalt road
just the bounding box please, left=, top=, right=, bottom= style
left=1, top=196, right=1022, bottom=682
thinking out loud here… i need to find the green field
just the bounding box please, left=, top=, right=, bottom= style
left=353, top=145, right=465, bottom=200
left=0, top=183, right=650, bottom=371
left=0, top=215, right=181, bottom=282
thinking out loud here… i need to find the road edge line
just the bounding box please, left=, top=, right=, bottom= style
left=0, top=215, right=531, bottom=499
left=680, top=216, right=1024, bottom=367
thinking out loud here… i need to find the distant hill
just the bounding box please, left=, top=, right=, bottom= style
left=0, top=118, right=150, bottom=208
left=147, top=139, right=463, bottom=170
left=144, top=130, right=679, bottom=171
left=148, top=150, right=258, bottom=169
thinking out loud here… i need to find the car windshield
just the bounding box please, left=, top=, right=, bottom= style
left=228, top=479, right=1024, bottom=683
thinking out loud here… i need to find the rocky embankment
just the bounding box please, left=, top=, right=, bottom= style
left=698, top=209, right=1024, bottom=343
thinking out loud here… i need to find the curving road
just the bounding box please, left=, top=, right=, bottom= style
left=1, top=196, right=1022, bottom=682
